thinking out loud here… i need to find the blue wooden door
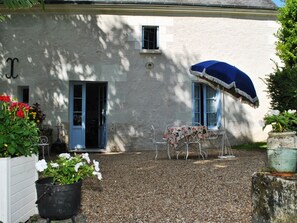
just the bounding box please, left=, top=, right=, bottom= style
left=70, top=83, right=86, bottom=149
left=70, top=82, right=107, bottom=150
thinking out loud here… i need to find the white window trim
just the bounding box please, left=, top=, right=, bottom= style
left=139, top=49, right=162, bottom=54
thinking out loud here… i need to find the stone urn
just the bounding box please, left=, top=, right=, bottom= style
left=267, top=131, right=297, bottom=172
left=267, top=131, right=296, bottom=149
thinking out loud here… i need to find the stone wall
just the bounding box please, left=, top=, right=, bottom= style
left=0, top=12, right=279, bottom=151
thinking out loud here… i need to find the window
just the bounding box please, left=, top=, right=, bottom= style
left=73, top=85, right=82, bottom=126
left=142, top=26, right=159, bottom=50
left=18, top=86, right=29, bottom=103
left=192, top=83, right=221, bottom=129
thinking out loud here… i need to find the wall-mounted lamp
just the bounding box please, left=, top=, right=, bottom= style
left=5, top=57, right=19, bottom=79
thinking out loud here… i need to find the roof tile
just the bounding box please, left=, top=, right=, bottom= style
left=44, top=0, right=277, bottom=9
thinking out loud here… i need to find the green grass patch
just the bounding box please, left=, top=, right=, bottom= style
left=232, top=142, right=267, bottom=151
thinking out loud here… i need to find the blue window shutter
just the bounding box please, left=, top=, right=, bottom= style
left=205, top=85, right=218, bottom=129
left=192, top=82, right=196, bottom=125
left=202, top=85, right=207, bottom=125
left=192, top=82, right=201, bottom=125
left=216, top=90, right=222, bottom=129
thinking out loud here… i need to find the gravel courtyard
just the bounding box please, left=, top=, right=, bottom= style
left=80, top=148, right=267, bottom=223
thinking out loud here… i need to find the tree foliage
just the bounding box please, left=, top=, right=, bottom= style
left=265, top=65, right=297, bottom=111
left=0, top=0, right=44, bottom=21
left=275, top=0, right=297, bottom=68
left=265, top=0, right=297, bottom=112
left=3, top=0, right=40, bottom=9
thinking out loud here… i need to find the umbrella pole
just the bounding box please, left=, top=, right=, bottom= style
left=219, top=90, right=235, bottom=158
left=219, top=87, right=226, bottom=129
left=223, top=91, right=225, bottom=129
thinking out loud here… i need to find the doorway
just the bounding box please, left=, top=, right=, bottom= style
left=70, top=82, right=107, bottom=150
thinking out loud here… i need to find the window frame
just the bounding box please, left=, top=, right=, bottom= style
left=192, top=82, right=222, bottom=129
left=142, top=26, right=159, bottom=50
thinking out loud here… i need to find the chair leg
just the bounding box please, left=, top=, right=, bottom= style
left=167, top=144, right=171, bottom=160
left=155, top=144, right=158, bottom=160
left=198, top=143, right=205, bottom=160
left=42, top=146, right=45, bottom=160
left=47, top=145, right=50, bottom=159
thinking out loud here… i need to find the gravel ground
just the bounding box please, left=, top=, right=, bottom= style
left=79, top=148, right=267, bottom=223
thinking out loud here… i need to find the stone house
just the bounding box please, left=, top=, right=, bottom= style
left=0, top=0, right=279, bottom=152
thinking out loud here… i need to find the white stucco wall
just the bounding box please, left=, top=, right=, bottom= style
left=0, top=11, right=279, bottom=151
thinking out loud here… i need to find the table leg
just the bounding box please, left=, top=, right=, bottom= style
left=185, top=143, right=189, bottom=160
left=154, top=144, right=158, bottom=160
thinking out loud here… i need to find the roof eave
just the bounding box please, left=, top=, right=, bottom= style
left=0, top=3, right=277, bottom=18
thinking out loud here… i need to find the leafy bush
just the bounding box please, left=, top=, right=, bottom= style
left=265, top=65, right=297, bottom=111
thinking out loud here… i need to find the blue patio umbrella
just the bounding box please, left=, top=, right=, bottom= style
left=190, top=60, right=259, bottom=107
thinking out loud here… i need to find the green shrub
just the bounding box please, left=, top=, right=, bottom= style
left=265, top=65, right=297, bottom=112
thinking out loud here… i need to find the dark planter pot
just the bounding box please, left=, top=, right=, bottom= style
left=35, top=178, right=82, bottom=223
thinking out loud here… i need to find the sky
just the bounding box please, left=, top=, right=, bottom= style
left=273, top=0, right=285, bottom=7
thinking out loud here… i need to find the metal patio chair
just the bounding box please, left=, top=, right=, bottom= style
left=205, top=129, right=234, bottom=158
left=151, top=125, right=170, bottom=160
left=38, top=136, right=50, bottom=159
left=182, top=125, right=208, bottom=160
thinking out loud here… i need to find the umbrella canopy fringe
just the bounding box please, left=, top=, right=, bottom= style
left=234, top=88, right=259, bottom=105
left=190, top=70, right=259, bottom=107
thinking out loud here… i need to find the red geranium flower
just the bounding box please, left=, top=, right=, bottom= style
left=16, top=110, right=24, bottom=118
left=8, top=102, right=31, bottom=119
left=20, top=102, right=30, bottom=111
left=0, top=95, right=11, bottom=102
left=9, top=102, right=18, bottom=110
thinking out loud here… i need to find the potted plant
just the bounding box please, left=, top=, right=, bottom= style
left=262, top=109, right=297, bottom=172
left=29, top=102, right=46, bottom=128
left=35, top=153, right=102, bottom=222
left=0, top=95, right=40, bottom=223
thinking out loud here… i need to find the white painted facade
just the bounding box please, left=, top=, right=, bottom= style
left=0, top=6, right=279, bottom=151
